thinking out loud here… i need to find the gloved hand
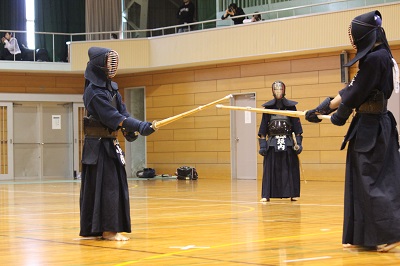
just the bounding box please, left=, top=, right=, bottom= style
left=122, top=129, right=139, bottom=142
left=305, top=97, right=336, bottom=123
left=258, top=138, right=268, bottom=156
left=122, top=118, right=155, bottom=136
left=294, top=135, right=303, bottom=154
left=331, top=103, right=353, bottom=126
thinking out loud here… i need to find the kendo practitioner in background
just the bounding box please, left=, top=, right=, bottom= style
left=80, top=47, right=155, bottom=241
left=305, top=10, right=400, bottom=252
left=258, top=81, right=303, bottom=202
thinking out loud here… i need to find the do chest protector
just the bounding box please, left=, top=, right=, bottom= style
left=268, top=115, right=294, bottom=152
left=268, top=115, right=292, bottom=136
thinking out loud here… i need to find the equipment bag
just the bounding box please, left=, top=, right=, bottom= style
left=136, top=168, right=156, bottom=178
left=176, top=166, right=198, bottom=180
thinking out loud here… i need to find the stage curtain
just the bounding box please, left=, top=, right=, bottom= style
left=85, top=0, right=122, bottom=40
left=35, top=0, right=85, bottom=62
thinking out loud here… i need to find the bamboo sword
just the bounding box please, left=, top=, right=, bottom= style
left=215, top=104, right=331, bottom=120
left=151, top=94, right=233, bottom=130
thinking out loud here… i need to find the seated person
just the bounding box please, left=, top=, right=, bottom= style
left=243, top=12, right=262, bottom=23
left=1, top=32, right=22, bottom=61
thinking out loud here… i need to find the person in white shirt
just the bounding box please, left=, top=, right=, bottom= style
left=1, top=32, right=21, bottom=61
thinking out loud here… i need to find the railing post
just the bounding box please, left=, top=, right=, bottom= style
left=52, top=34, right=55, bottom=62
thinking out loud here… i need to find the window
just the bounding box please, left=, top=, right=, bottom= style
left=26, top=0, right=35, bottom=49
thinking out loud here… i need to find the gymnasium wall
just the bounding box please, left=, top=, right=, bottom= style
left=114, top=47, right=399, bottom=181
left=1, top=3, right=400, bottom=180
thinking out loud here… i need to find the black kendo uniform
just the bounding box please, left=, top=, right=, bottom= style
left=341, top=44, right=400, bottom=248
left=306, top=10, right=400, bottom=249
left=80, top=47, right=154, bottom=237
left=339, top=15, right=400, bottom=247
left=258, top=97, right=303, bottom=201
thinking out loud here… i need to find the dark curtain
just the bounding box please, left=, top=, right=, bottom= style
left=148, top=0, right=198, bottom=36
left=197, top=0, right=216, bottom=29
left=0, top=0, right=26, bottom=55
left=35, top=0, right=85, bottom=62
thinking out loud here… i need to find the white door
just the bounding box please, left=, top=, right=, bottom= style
left=0, top=102, right=13, bottom=180
left=124, top=87, right=147, bottom=177
left=73, top=103, right=85, bottom=179
left=230, top=93, right=257, bottom=180
left=13, top=102, right=73, bottom=181
left=388, top=89, right=400, bottom=131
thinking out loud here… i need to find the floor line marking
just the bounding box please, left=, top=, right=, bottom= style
left=114, top=230, right=340, bottom=266
left=284, top=256, right=332, bottom=263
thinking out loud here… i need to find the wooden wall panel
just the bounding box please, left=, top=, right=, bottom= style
left=174, top=128, right=218, bottom=141
left=2, top=36, right=400, bottom=182
left=291, top=55, right=339, bottom=72
left=196, top=140, right=230, bottom=152
left=152, top=94, right=195, bottom=107
left=146, top=84, right=173, bottom=96
left=194, top=66, right=241, bottom=81
left=216, top=76, right=265, bottom=91
left=152, top=71, right=195, bottom=85
left=218, top=152, right=230, bottom=164
left=173, top=80, right=217, bottom=94
left=194, top=116, right=230, bottom=129
left=122, top=50, right=368, bottom=180
left=153, top=140, right=196, bottom=152
left=56, top=76, right=84, bottom=88
left=240, top=60, right=291, bottom=77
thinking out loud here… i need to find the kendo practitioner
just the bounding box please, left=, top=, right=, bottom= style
left=258, top=81, right=303, bottom=202
left=305, top=10, right=400, bottom=252
left=80, top=47, right=155, bottom=241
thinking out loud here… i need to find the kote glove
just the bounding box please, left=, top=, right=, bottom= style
left=122, top=118, right=155, bottom=136
left=331, top=103, right=353, bottom=126
left=258, top=138, right=268, bottom=156
left=306, top=97, right=336, bottom=123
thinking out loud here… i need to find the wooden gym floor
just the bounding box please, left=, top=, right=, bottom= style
left=1, top=178, right=400, bottom=265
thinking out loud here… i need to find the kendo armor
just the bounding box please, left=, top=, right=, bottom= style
left=268, top=115, right=292, bottom=136
left=344, top=10, right=390, bottom=67
left=83, top=94, right=119, bottom=138
left=267, top=114, right=294, bottom=152
left=272, top=81, right=286, bottom=100
left=357, top=89, right=387, bottom=114
left=84, top=47, right=119, bottom=87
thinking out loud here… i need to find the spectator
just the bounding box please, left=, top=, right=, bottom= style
left=0, top=32, right=21, bottom=61
left=177, top=0, right=195, bottom=33
left=221, top=3, right=247, bottom=25
left=243, top=12, right=262, bottom=23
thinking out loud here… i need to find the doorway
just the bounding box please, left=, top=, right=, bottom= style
left=230, top=93, right=257, bottom=180
left=124, top=87, right=147, bottom=178
left=0, top=102, right=13, bottom=180
left=13, top=102, right=73, bottom=181
left=0, top=93, right=83, bottom=181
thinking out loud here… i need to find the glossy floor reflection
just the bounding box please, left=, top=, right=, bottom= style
left=1, top=178, right=399, bottom=265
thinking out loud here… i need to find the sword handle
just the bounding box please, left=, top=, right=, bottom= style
left=292, top=132, right=300, bottom=151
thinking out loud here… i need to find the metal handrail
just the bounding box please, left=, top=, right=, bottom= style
left=72, top=0, right=353, bottom=39
left=0, top=0, right=386, bottom=63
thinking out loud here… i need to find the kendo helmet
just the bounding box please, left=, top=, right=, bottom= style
left=344, top=10, right=390, bottom=67
left=84, top=47, right=119, bottom=87
left=272, top=80, right=286, bottom=100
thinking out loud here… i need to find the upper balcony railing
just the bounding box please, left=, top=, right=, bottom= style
left=0, top=0, right=395, bottom=63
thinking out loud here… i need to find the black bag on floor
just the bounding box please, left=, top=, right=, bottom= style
left=176, top=166, right=198, bottom=180
left=136, top=168, right=156, bottom=178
